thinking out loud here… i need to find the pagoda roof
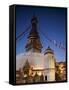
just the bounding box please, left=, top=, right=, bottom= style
left=23, top=60, right=31, bottom=70
left=44, top=46, right=54, bottom=55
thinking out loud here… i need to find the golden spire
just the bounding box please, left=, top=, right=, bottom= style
left=25, top=16, right=42, bottom=52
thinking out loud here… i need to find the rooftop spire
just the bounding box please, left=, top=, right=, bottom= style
left=28, top=16, right=39, bottom=38
left=25, top=16, right=42, bottom=52
left=44, top=46, right=54, bottom=55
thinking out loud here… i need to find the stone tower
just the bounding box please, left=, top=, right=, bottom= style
left=44, top=46, right=56, bottom=81
left=25, top=16, right=42, bottom=52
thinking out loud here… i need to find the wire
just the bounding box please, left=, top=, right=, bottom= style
left=16, top=24, right=65, bottom=52
left=16, top=25, right=31, bottom=41
left=39, top=29, right=65, bottom=51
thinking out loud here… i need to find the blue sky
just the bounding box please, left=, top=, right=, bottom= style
left=16, top=5, right=67, bottom=62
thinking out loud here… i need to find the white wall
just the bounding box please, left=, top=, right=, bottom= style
left=16, top=52, right=44, bottom=70
left=0, top=0, right=69, bottom=90
left=44, top=53, right=55, bottom=81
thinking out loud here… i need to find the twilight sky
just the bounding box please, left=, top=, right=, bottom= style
left=16, top=5, right=67, bottom=62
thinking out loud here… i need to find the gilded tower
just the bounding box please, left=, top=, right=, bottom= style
left=25, top=16, right=42, bottom=52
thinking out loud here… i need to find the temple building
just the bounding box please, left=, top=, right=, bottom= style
left=55, top=62, right=66, bottom=81
left=16, top=16, right=56, bottom=84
